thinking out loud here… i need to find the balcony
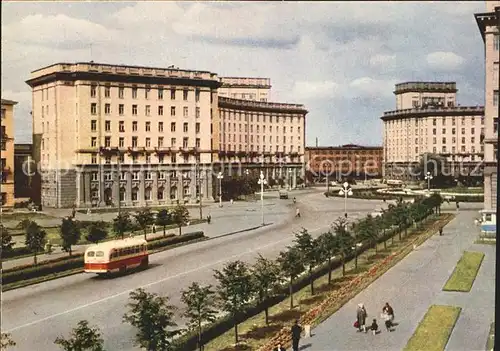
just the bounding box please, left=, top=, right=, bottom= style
left=155, top=146, right=171, bottom=154
left=128, top=146, right=145, bottom=154
left=99, top=146, right=120, bottom=155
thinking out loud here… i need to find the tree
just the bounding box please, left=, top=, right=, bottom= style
left=85, top=224, right=108, bottom=244
left=355, top=215, right=379, bottom=253
left=171, top=204, right=190, bottom=236
left=181, top=282, right=217, bottom=351
left=1, top=225, right=14, bottom=253
left=54, top=320, right=104, bottom=351
left=123, top=288, right=181, bottom=351
left=213, top=260, right=254, bottom=344
left=316, top=230, right=337, bottom=284
left=277, top=247, right=304, bottom=310
left=60, top=217, right=81, bottom=256
left=25, top=221, right=47, bottom=265
left=113, top=212, right=131, bottom=239
left=155, top=209, right=172, bottom=237
left=251, top=254, right=282, bottom=324
left=1, top=333, right=16, bottom=349
left=293, top=228, right=319, bottom=295
left=134, top=208, right=154, bottom=240
left=332, top=217, right=354, bottom=276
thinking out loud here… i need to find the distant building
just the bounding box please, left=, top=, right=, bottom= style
left=475, top=2, right=499, bottom=211
left=218, top=77, right=271, bottom=102
left=305, top=144, right=383, bottom=181
left=381, top=82, right=484, bottom=180
left=1, top=99, right=17, bottom=207
left=14, top=143, right=37, bottom=200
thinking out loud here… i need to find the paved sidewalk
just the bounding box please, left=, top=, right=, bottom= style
left=302, top=208, right=493, bottom=350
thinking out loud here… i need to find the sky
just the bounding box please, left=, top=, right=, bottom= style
left=1, top=1, right=487, bottom=146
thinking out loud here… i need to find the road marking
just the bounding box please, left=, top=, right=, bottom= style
left=5, top=236, right=292, bottom=333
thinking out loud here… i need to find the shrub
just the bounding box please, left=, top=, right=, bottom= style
left=147, top=232, right=205, bottom=251
left=1, top=245, right=33, bottom=259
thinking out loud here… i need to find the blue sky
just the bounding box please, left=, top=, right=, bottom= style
left=1, top=1, right=487, bottom=146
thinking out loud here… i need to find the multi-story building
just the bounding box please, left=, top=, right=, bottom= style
left=14, top=143, right=37, bottom=200
left=381, top=82, right=484, bottom=179
left=218, top=97, right=307, bottom=187
left=27, top=62, right=307, bottom=208
left=1, top=99, right=17, bottom=207
left=305, top=144, right=383, bottom=182
left=26, top=62, right=221, bottom=208
left=475, top=2, right=499, bottom=211
left=218, top=77, right=271, bottom=102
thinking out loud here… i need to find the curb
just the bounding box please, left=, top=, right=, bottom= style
left=206, top=223, right=274, bottom=241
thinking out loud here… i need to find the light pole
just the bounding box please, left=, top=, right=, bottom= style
left=288, top=169, right=293, bottom=191
left=258, top=171, right=267, bottom=225
left=338, top=181, right=353, bottom=218
left=325, top=165, right=331, bottom=194
left=217, top=172, right=223, bottom=207
left=425, top=171, right=433, bottom=191
left=197, top=168, right=204, bottom=219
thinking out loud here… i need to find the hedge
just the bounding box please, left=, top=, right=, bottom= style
left=2, top=231, right=205, bottom=286
left=2, top=246, right=34, bottom=259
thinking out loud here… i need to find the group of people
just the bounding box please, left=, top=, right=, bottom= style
left=356, top=302, right=395, bottom=334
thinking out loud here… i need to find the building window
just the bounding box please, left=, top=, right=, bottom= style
left=494, top=90, right=499, bottom=107
left=442, top=128, right=446, bottom=134
left=462, top=137, right=466, bottom=143
left=158, top=106, right=163, bottom=116
left=119, top=137, right=124, bottom=147
left=452, top=128, right=455, bottom=135
left=118, top=87, right=124, bottom=99
left=171, top=122, right=176, bottom=132
left=146, top=138, right=151, bottom=147
left=91, top=154, right=97, bottom=164
left=461, top=128, right=465, bottom=134
left=171, top=153, right=176, bottom=163
left=132, top=155, right=138, bottom=163
left=105, top=137, right=111, bottom=147
left=91, top=120, right=97, bottom=132
left=196, top=107, right=200, bottom=118
left=119, top=104, right=124, bottom=115
left=91, top=103, right=97, bottom=115
left=494, top=118, right=498, bottom=133
left=91, top=172, right=98, bottom=181
left=145, top=105, right=151, bottom=116
left=158, top=155, right=164, bottom=164
left=158, top=122, right=163, bottom=132
left=495, top=34, right=500, bottom=51
left=471, top=137, right=475, bottom=143
left=158, top=137, right=164, bottom=147
left=183, top=122, right=188, bottom=132
left=171, top=138, right=176, bottom=147
left=104, top=85, right=110, bottom=98
left=145, top=122, right=151, bottom=132
left=183, top=137, right=188, bottom=148
left=132, top=105, right=138, bottom=115
left=158, top=88, right=163, bottom=100
left=195, top=123, right=200, bottom=133
left=132, top=188, right=138, bottom=201
left=132, top=137, right=138, bottom=147
left=183, top=89, right=188, bottom=101
left=120, top=171, right=127, bottom=181
left=195, top=138, right=200, bottom=148
left=105, top=120, right=111, bottom=132
left=452, top=118, right=456, bottom=126
left=132, top=121, right=138, bottom=132
left=195, top=89, right=200, bottom=102
left=433, top=147, right=436, bottom=153
left=442, top=146, right=447, bottom=153
left=90, top=85, right=96, bottom=98
left=171, top=88, right=176, bottom=100
left=119, top=121, right=125, bottom=132
left=183, top=107, right=188, bottom=117
left=461, top=145, right=466, bottom=152
left=471, top=127, right=475, bottom=134
left=91, top=137, right=97, bottom=147
left=171, top=106, right=176, bottom=116
left=433, top=128, right=436, bottom=135
left=145, top=87, right=150, bottom=99
left=442, top=137, right=446, bottom=144
left=132, top=87, right=138, bottom=99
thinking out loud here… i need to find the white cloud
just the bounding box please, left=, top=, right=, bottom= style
left=369, top=54, right=396, bottom=67
left=292, top=81, right=340, bottom=100
left=349, top=77, right=397, bottom=97
left=426, top=51, right=466, bottom=71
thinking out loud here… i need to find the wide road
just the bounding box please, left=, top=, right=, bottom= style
left=3, top=191, right=387, bottom=351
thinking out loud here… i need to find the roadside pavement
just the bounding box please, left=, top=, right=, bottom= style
left=302, top=204, right=494, bottom=351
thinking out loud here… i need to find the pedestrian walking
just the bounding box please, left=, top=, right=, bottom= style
left=371, top=319, right=378, bottom=335
left=291, top=320, right=302, bottom=351
left=456, top=201, right=460, bottom=210
left=439, top=226, right=443, bottom=236
left=152, top=224, right=156, bottom=233
left=207, top=214, right=211, bottom=224
left=382, top=302, right=394, bottom=331
left=356, top=303, right=367, bottom=333
left=295, top=208, right=301, bottom=218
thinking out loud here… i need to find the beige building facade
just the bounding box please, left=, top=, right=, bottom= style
left=218, top=97, right=307, bottom=186
left=382, top=82, right=484, bottom=179
left=475, top=2, right=499, bottom=210
left=27, top=62, right=307, bottom=208
left=1, top=99, right=17, bottom=207
left=218, top=77, right=271, bottom=102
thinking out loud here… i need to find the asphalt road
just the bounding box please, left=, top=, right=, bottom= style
left=2, top=191, right=387, bottom=351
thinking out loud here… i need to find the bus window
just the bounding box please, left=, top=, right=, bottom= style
left=135, top=246, right=139, bottom=253
left=87, top=251, right=95, bottom=257
left=96, top=251, right=104, bottom=257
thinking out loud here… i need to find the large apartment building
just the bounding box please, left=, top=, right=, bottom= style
left=26, top=62, right=307, bottom=208
left=475, top=2, right=499, bottom=211
left=381, top=82, right=484, bottom=180
left=1, top=99, right=17, bottom=207
left=218, top=77, right=271, bottom=102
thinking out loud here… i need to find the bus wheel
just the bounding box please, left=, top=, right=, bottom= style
left=119, top=266, right=126, bottom=274
left=140, top=257, right=149, bottom=268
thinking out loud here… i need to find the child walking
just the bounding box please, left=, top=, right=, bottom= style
left=371, top=319, right=378, bottom=335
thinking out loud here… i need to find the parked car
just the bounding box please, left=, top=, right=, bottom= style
left=279, top=190, right=289, bottom=199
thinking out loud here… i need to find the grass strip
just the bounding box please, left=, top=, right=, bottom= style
left=486, top=322, right=494, bottom=351
left=443, top=251, right=485, bottom=292
left=403, top=305, right=461, bottom=351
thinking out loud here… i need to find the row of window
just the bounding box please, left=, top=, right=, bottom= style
left=222, top=123, right=301, bottom=134
left=223, top=134, right=298, bottom=144
left=92, top=185, right=191, bottom=202
left=90, top=103, right=201, bottom=118
left=109, top=244, right=147, bottom=259
left=90, top=85, right=201, bottom=102
left=387, top=116, right=485, bottom=127
left=90, top=120, right=201, bottom=133
left=222, top=144, right=300, bottom=153
left=89, top=153, right=195, bottom=165
left=221, top=111, right=302, bottom=124
left=431, top=127, right=482, bottom=135
left=388, top=145, right=482, bottom=154
left=92, top=170, right=189, bottom=181
left=91, top=136, right=200, bottom=148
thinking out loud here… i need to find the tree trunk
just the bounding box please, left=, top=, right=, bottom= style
left=374, top=240, right=377, bottom=254
left=289, top=279, right=294, bottom=309
left=383, top=229, right=387, bottom=250
left=163, top=226, right=166, bottom=237
left=33, top=251, right=37, bottom=265
left=234, top=317, right=239, bottom=344
left=144, top=229, right=147, bottom=241
left=341, top=255, right=346, bottom=276
left=328, top=257, right=332, bottom=284
left=178, top=225, right=182, bottom=236
left=121, top=232, right=125, bottom=240
left=69, top=246, right=72, bottom=256
left=398, top=225, right=402, bottom=241
left=309, top=267, right=314, bottom=295
left=198, top=321, right=202, bottom=351
left=265, top=306, right=269, bottom=325
left=354, top=249, right=358, bottom=270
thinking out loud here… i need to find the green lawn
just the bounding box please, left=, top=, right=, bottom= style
left=439, top=187, right=484, bottom=194
left=404, top=305, right=461, bottom=351
left=443, top=251, right=485, bottom=292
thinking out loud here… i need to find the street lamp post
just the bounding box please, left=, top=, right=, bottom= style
left=258, top=171, right=267, bottom=225
left=425, top=171, right=433, bottom=191
left=288, top=169, right=293, bottom=191
left=325, top=166, right=330, bottom=194
left=338, top=181, right=353, bottom=218
left=217, top=172, right=223, bottom=207
left=197, top=168, right=204, bottom=219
